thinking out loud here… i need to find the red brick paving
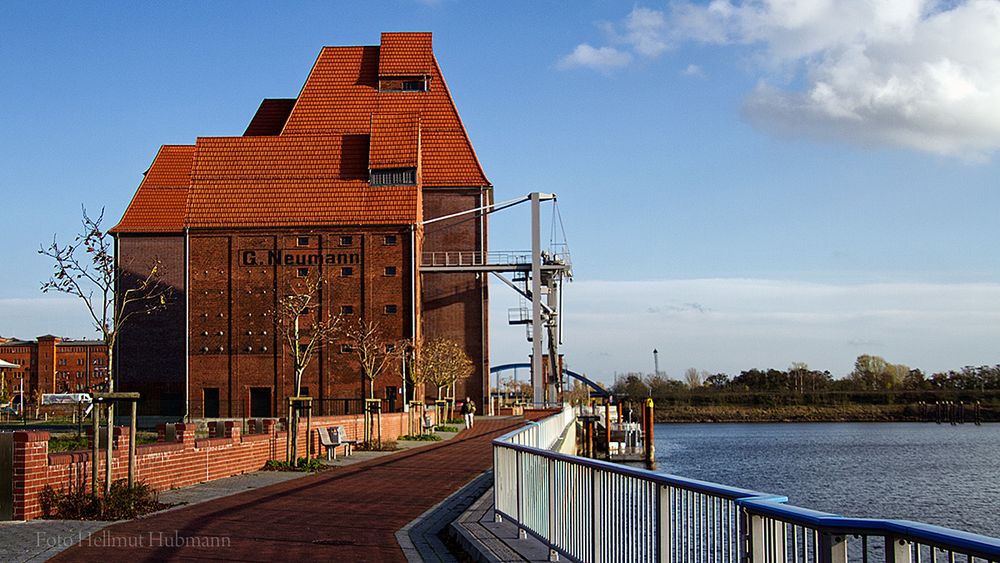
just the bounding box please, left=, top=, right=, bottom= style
left=50, top=417, right=530, bottom=562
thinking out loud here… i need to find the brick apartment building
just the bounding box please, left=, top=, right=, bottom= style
left=0, top=336, right=109, bottom=399
left=111, top=32, right=491, bottom=418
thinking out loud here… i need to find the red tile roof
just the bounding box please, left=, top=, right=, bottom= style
left=378, top=32, right=433, bottom=75
left=115, top=32, right=485, bottom=233
left=186, top=134, right=417, bottom=228
left=370, top=113, right=420, bottom=169
left=110, top=146, right=194, bottom=233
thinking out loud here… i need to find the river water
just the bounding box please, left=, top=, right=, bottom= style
left=651, top=422, right=1000, bottom=538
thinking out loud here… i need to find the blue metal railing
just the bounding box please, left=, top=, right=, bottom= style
left=493, top=407, right=1000, bottom=562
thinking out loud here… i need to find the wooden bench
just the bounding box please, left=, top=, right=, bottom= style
left=318, top=425, right=357, bottom=460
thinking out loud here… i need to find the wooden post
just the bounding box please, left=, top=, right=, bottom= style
left=91, top=403, right=99, bottom=497
left=128, top=401, right=137, bottom=487
left=604, top=401, right=611, bottom=461
left=105, top=403, right=113, bottom=494
left=286, top=399, right=294, bottom=463
left=644, top=398, right=655, bottom=468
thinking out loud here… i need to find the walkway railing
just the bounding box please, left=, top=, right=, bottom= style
left=493, top=407, right=1000, bottom=562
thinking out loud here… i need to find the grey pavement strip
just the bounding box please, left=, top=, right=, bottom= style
left=396, top=470, right=495, bottom=563
left=0, top=519, right=112, bottom=563
left=450, top=486, right=551, bottom=563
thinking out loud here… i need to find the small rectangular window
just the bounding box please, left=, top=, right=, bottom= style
left=370, top=168, right=416, bottom=186
left=341, top=344, right=353, bottom=353
left=403, top=80, right=426, bottom=92
left=341, top=267, right=353, bottom=277
left=297, top=267, right=309, bottom=278
left=384, top=304, right=398, bottom=314
left=297, top=236, right=309, bottom=246
left=340, top=236, right=353, bottom=246
left=384, top=266, right=397, bottom=276
left=385, top=344, right=396, bottom=353
left=383, top=235, right=397, bottom=246
left=340, top=305, right=354, bottom=315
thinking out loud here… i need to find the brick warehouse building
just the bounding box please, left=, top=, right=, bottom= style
left=0, top=336, right=109, bottom=398
left=111, top=32, right=491, bottom=418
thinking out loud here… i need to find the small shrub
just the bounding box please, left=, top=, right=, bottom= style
left=40, top=480, right=168, bottom=520
left=355, top=440, right=399, bottom=451
left=445, top=418, right=464, bottom=424
left=398, top=434, right=442, bottom=441
left=435, top=425, right=459, bottom=433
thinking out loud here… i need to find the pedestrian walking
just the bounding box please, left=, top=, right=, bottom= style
left=461, top=396, right=476, bottom=429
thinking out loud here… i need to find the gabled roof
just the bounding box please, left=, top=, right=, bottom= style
left=111, top=146, right=194, bottom=233
left=114, top=32, right=486, bottom=233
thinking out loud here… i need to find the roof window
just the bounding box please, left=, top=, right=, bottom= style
left=380, top=76, right=429, bottom=92
left=370, top=168, right=416, bottom=186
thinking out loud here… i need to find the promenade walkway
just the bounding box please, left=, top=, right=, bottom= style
left=49, top=417, right=528, bottom=562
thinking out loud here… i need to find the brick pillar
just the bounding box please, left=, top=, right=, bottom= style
left=13, top=431, right=50, bottom=520
left=224, top=421, right=241, bottom=442
left=174, top=423, right=195, bottom=450
left=156, top=423, right=167, bottom=442
left=261, top=419, right=276, bottom=435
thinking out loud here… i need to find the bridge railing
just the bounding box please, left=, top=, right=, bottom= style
left=493, top=408, right=1000, bottom=563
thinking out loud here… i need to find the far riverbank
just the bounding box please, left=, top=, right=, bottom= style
left=653, top=403, right=1000, bottom=423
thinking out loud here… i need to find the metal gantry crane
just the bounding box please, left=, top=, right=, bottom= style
left=421, top=192, right=572, bottom=405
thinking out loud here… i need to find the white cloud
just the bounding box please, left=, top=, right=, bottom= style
left=682, top=63, right=705, bottom=77
left=557, top=44, right=632, bottom=71
left=563, top=1, right=1000, bottom=159
left=490, top=278, right=1000, bottom=385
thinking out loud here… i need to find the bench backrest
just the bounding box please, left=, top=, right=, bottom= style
left=317, top=426, right=333, bottom=446
left=329, top=425, right=347, bottom=443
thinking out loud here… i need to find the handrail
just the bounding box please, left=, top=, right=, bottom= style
left=493, top=407, right=1000, bottom=563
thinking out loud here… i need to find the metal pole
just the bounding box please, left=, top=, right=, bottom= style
left=128, top=401, right=136, bottom=487
left=531, top=192, right=543, bottom=405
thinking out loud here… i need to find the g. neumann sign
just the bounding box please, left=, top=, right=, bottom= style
left=241, top=250, right=359, bottom=267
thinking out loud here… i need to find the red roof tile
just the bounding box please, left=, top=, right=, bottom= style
left=370, top=113, right=419, bottom=169
left=378, top=32, right=433, bottom=75
left=110, top=146, right=194, bottom=233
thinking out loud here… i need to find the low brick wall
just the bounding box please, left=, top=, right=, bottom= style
left=7, top=409, right=434, bottom=520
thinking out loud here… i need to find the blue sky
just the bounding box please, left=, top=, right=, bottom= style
left=3, top=1, right=1000, bottom=382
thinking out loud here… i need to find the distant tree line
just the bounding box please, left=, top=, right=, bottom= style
left=611, top=355, right=1000, bottom=406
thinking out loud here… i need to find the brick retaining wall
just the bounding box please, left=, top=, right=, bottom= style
left=7, top=409, right=435, bottom=520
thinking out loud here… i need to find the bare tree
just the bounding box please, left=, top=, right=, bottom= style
left=684, top=367, right=702, bottom=388
left=274, top=275, right=341, bottom=461
left=39, top=207, right=170, bottom=393
left=345, top=318, right=400, bottom=399
left=275, top=275, right=342, bottom=398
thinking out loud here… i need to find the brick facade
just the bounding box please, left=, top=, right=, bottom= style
left=0, top=336, right=109, bottom=401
